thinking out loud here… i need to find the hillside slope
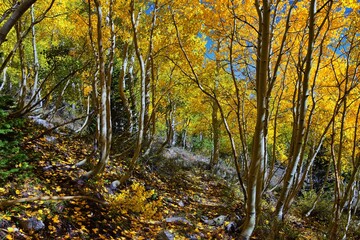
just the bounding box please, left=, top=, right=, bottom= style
left=0, top=119, right=323, bottom=239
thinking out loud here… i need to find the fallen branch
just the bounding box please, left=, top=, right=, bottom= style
left=0, top=195, right=108, bottom=209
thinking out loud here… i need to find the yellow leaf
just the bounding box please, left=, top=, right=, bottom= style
left=55, top=186, right=61, bottom=192
left=48, top=225, right=56, bottom=232
left=6, top=235, right=13, bottom=240
left=52, top=215, right=60, bottom=223
left=80, top=225, right=88, bottom=232
left=7, top=227, right=14, bottom=233
left=15, top=190, right=20, bottom=195
left=0, top=187, right=5, bottom=193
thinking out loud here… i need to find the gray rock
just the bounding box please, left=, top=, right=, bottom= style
left=44, top=135, right=56, bottom=143
left=157, top=230, right=174, bottom=240
left=19, top=217, right=45, bottom=232
left=0, top=220, right=11, bottom=228
left=166, top=216, right=192, bottom=225
left=213, top=215, right=227, bottom=226
left=29, top=117, right=54, bottom=129
left=110, top=180, right=120, bottom=190
left=201, top=216, right=214, bottom=225
left=201, top=215, right=227, bottom=226
left=187, top=234, right=198, bottom=240
left=225, top=221, right=236, bottom=232
left=178, top=200, right=185, bottom=207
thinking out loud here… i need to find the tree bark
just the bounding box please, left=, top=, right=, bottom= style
left=30, top=4, right=40, bottom=106
left=275, top=0, right=316, bottom=221
left=84, top=0, right=114, bottom=179
left=240, top=1, right=271, bottom=238
left=118, top=42, right=133, bottom=135
left=120, top=0, right=147, bottom=183
left=0, top=0, right=37, bottom=46
left=0, top=67, right=7, bottom=91
left=210, top=98, right=220, bottom=168
left=143, top=0, right=158, bottom=153
left=210, top=40, right=221, bottom=168
left=15, top=20, right=27, bottom=110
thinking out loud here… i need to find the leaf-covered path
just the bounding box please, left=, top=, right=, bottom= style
left=0, top=122, right=241, bottom=239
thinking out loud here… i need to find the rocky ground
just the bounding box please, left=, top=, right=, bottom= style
left=0, top=119, right=321, bottom=239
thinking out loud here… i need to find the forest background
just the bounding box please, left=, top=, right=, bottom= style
left=0, top=0, right=360, bottom=239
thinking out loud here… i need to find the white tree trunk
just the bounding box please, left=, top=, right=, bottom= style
left=30, top=5, right=40, bottom=106
left=240, top=0, right=271, bottom=238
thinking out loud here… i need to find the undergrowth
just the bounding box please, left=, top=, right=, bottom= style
left=0, top=96, right=33, bottom=184
left=107, top=181, right=162, bottom=219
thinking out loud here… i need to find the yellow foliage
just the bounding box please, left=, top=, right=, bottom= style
left=83, top=85, right=93, bottom=97
left=107, top=182, right=162, bottom=219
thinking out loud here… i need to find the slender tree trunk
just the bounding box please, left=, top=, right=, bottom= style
left=210, top=98, right=220, bottom=168
left=118, top=42, right=133, bottom=136
left=87, top=0, right=100, bottom=153
left=275, top=0, right=316, bottom=221
left=163, top=99, right=175, bottom=148
left=30, top=5, right=40, bottom=106
left=240, top=1, right=271, bottom=239
left=16, top=20, right=27, bottom=110
left=150, top=58, right=157, bottom=144
left=171, top=4, right=247, bottom=201
left=305, top=162, right=331, bottom=217
left=84, top=0, right=114, bottom=178
left=143, top=0, right=158, bottom=152
left=120, top=0, right=147, bottom=183
left=76, top=95, right=91, bottom=133
left=0, top=66, right=7, bottom=91
left=143, top=63, right=151, bottom=149
left=55, top=79, right=70, bottom=110
left=128, top=52, right=137, bottom=134
left=329, top=42, right=360, bottom=238
left=210, top=41, right=221, bottom=168
left=228, top=7, right=250, bottom=176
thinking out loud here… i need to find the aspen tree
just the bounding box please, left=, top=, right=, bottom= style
left=239, top=0, right=271, bottom=238
left=275, top=0, right=334, bottom=222
left=84, top=0, right=115, bottom=178
left=120, top=0, right=148, bottom=183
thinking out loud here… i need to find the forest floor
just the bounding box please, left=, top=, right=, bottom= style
left=0, top=119, right=321, bottom=239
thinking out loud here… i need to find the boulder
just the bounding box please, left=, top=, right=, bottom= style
left=157, top=230, right=174, bottom=240
left=110, top=180, right=121, bottom=191
left=165, top=216, right=192, bottom=225
left=213, top=215, right=227, bottom=226
left=19, top=217, right=45, bottom=232
left=225, top=221, right=236, bottom=233
left=201, top=215, right=227, bottom=226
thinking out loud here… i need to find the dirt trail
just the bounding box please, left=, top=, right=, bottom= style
left=140, top=146, right=242, bottom=239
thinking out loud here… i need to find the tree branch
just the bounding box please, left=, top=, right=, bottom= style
left=0, top=0, right=37, bottom=46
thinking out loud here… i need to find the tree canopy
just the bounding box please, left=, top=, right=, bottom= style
left=0, top=0, right=360, bottom=239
